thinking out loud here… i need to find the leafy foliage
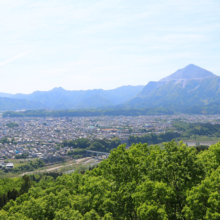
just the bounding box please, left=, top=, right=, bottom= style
left=12, top=159, right=45, bottom=173
left=2, top=141, right=220, bottom=219
left=172, top=121, right=220, bottom=138
left=63, top=137, right=121, bottom=153
left=129, top=131, right=180, bottom=145
left=15, top=153, right=29, bottom=159
left=0, top=137, right=10, bottom=144
left=6, top=122, right=19, bottom=128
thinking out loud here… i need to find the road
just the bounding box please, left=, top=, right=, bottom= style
left=20, top=157, right=92, bottom=176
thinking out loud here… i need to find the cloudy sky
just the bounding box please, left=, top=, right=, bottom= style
left=0, top=0, right=220, bottom=94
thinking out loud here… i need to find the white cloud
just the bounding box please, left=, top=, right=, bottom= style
left=0, top=52, right=29, bottom=66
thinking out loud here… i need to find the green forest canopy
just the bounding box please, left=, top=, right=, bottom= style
left=6, top=122, right=19, bottom=128
left=129, top=122, right=220, bottom=146
left=1, top=140, right=220, bottom=219
left=62, top=137, right=121, bottom=153
left=129, top=131, right=180, bottom=145
left=172, top=121, right=220, bottom=137
left=1, top=108, right=175, bottom=117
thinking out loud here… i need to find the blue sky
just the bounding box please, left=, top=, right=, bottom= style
left=0, top=0, right=220, bottom=94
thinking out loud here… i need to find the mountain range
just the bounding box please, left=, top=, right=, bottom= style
left=1, top=64, right=220, bottom=112
left=0, top=86, right=144, bottom=111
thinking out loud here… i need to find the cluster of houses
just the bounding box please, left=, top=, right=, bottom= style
left=0, top=162, right=14, bottom=169
left=0, top=114, right=219, bottom=164
left=0, top=143, right=65, bottom=163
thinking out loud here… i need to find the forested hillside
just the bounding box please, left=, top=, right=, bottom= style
left=1, top=141, right=220, bottom=219
left=0, top=97, right=43, bottom=111
left=127, top=64, right=220, bottom=111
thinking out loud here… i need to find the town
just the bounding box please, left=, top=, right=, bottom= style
left=0, top=114, right=220, bottom=163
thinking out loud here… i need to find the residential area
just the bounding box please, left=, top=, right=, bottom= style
left=0, top=114, right=220, bottom=163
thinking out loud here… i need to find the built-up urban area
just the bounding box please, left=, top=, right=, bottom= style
left=0, top=114, right=220, bottom=164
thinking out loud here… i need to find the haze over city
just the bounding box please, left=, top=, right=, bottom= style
left=1, top=0, right=220, bottom=94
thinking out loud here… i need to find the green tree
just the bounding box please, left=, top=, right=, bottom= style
left=147, top=140, right=205, bottom=219
left=133, top=179, right=172, bottom=220
left=110, top=137, right=121, bottom=149
left=20, top=175, right=32, bottom=194
left=89, top=142, right=105, bottom=152
left=184, top=167, right=220, bottom=219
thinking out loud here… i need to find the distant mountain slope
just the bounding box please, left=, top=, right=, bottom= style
left=104, top=85, right=145, bottom=105
left=0, top=97, right=43, bottom=111
left=77, top=94, right=113, bottom=109
left=0, top=92, right=13, bottom=98
left=128, top=64, right=220, bottom=109
left=0, top=85, right=144, bottom=110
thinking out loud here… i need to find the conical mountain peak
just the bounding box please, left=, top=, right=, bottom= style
left=160, top=64, right=216, bottom=81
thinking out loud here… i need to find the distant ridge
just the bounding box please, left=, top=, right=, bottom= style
left=1, top=64, right=220, bottom=112
left=0, top=85, right=144, bottom=111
